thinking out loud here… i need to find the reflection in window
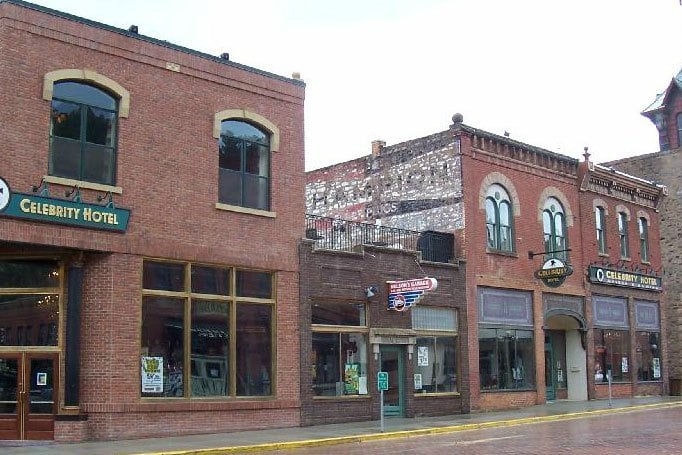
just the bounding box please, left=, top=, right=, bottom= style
left=0, top=260, right=60, bottom=288
left=543, top=198, right=567, bottom=260
left=312, top=302, right=366, bottom=326
left=414, top=336, right=456, bottom=393
left=312, top=332, right=368, bottom=396
left=0, top=295, right=59, bottom=347
left=191, top=300, right=229, bottom=397
left=636, top=331, right=661, bottom=381
left=594, top=329, right=630, bottom=383
left=218, top=120, right=270, bottom=210
left=236, top=304, right=271, bottom=396
left=595, top=206, right=606, bottom=254
left=485, top=184, right=513, bottom=252
left=49, top=81, right=118, bottom=185
left=638, top=217, right=650, bottom=262
left=479, top=328, right=535, bottom=390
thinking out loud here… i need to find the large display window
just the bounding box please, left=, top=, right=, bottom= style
left=140, top=260, right=275, bottom=399
left=479, top=328, right=535, bottom=390
left=412, top=306, right=458, bottom=394
left=311, top=301, right=368, bottom=397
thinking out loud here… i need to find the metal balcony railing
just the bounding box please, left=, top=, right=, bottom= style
left=304, top=214, right=454, bottom=263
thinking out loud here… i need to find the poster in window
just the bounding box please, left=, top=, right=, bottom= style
left=36, top=372, right=48, bottom=386
left=344, top=363, right=359, bottom=394
left=358, top=376, right=368, bottom=395
left=621, top=357, right=629, bottom=373
left=141, top=356, right=164, bottom=393
left=653, top=358, right=661, bottom=379
left=418, top=346, right=429, bottom=367
left=414, top=373, right=423, bottom=390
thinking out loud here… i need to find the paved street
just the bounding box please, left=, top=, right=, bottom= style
left=274, top=405, right=682, bottom=454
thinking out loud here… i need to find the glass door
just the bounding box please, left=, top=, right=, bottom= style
left=0, top=353, right=57, bottom=440
left=380, top=345, right=404, bottom=417
left=544, top=334, right=555, bottom=401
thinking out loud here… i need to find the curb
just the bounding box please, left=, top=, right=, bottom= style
left=135, top=401, right=682, bottom=455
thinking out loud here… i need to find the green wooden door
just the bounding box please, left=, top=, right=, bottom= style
left=545, top=335, right=555, bottom=401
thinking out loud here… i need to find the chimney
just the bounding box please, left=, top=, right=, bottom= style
left=371, top=140, right=386, bottom=156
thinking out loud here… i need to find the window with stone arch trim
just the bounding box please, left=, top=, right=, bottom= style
left=616, top=204, right=631, bottom=259
left=637, top=210, right=651, bottom=263
left=479, top=172, right=520, bottom=253
left=593, top=199, right=609, bottom=255
left=537, top=188, right=573, bottom=261
left=43, top=69, right=130, bottom=188
left=213, top=109, right=280, bottom=214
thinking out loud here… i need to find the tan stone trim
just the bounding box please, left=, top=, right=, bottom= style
left=592, top=198, right=609, bottom=215
left=213, top=109, right=280, bottom=152
left=478, top=172, right=521, bottom=217
left=636, top=209, right=651, bottom=224
left=42, top=175, right=123, bottom=194
left=43, top=69, right=130, bottom=118
left=615, top=204, right=631, bottom=220
left=537, top=187, right=574, bottom=226
left=215, top=202, right=276, bottom=218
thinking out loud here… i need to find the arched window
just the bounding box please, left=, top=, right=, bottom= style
left=595, top=206, right=606, bottom=254
left=485, top=184, right=513, bottom=252
left=618, top=211, right=630, bottom=258
left=49, top=81, right=118, bottom=185
left=218, top=120, right=270, bottom=211
left=543, top=198, right=567, bottom=259
left=639, top=217, right=650, bottom=262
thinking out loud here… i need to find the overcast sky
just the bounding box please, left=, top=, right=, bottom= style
left=30, top=0, right=682, bottom=170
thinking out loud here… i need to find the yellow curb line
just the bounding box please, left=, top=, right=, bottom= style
left=133, top=401, right=682, bottom=455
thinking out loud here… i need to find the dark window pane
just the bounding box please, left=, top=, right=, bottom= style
left=0, top=359, right=18, bottom=413
left=82, top=143, right=115, bottom=184
left=29, top=359, right=54, bottom=414
left=191, top=266, right=229, bottom=295
left=51, top=101, right=81, bottom=140
left=312, top=332, right=338, bottom=396
left=236, top=270, right=272, bottom=298
left=143, top=261, right=185, bottom=292
left=243, top=174, right=269, bottom=210
left=191, top=300, right=229, bottom=397
left=636, top=331, right=661, bottom=381
left=53, top=81, right=116, bottom=110
left=479, top=328, right=535, bottom=390
left=312, top=302, right=366, bottom=326
left=236, top=304, right=272, bottom=396
left=86, top=107, right=116, bottom=146
left=218, top=168, right=242, bottom=205
left=141, top=296, right=185, bottom=397
left=0, top=260, right=60, bottom=288
left=218, top=136, right=242, bottom=171
left=593, top=329, right=630, bottom=383
left=221, top=120, right=268, bottom=146
left=49, top=137, right=81, bottom=180
left=0, top=295, right=59, bottom=346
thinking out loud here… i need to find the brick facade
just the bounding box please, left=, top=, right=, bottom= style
left=0, top=0, right=304, bottom=441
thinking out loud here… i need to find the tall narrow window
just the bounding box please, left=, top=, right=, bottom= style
left=49, top=81, right=118, bottom=185
left=218, top=120, right=270, bottom=211
left=618, top=212, right=629, bottom=258
left=485, top=184, right=513, bottom=252
left=543, top=198, right=567, bottom=260
left=595, top=206, right=606, bottom=254
left=639, top=217, right=650, bottom=262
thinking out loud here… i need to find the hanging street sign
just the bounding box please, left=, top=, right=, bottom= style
left=534, top=258, right=573, bottom=288
left=387, top=277, right=438, bottom=311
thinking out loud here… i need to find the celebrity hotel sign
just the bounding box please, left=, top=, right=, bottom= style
left=589, top=265, right=662, bottom=291
left=0, top=177, right=130, bottom=232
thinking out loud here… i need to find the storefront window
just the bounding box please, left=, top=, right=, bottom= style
left=636, top=331, right=661, bottom=382
left=311, top=301, right=368, bottom=397
left=412, top=306, right=458, bottom=394
left=479, top=328, right=535, bottom=390
left=594, top=329, right=630, bottom=383
left=141, top=261, right=275, bottom=399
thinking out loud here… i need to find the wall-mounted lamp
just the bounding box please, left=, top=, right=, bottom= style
left=365, top=286, right=378, bottom=298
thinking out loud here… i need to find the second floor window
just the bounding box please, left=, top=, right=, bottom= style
left=543, top=198, right=566, bottom=259
left=639, top=217, right=650, bottom=262
left=485, top=184, right=513, bottom=252
left=595, top=206, right=606, bottom=254
left=618, top=212, right=629, bottom=258
left=49, top=81, right=118, bottom=185
left=218, top=120, right=270, bottom=211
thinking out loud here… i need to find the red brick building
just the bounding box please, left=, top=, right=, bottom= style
left=0, top=0, right=304, bottom=442
left=306, top=113, right=666, bottom=417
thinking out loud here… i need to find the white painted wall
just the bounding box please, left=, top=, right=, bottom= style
left=566, top=329, right=588, bottom=401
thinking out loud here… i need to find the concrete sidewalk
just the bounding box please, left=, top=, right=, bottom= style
left=2, top=396, right=681, bottom=455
